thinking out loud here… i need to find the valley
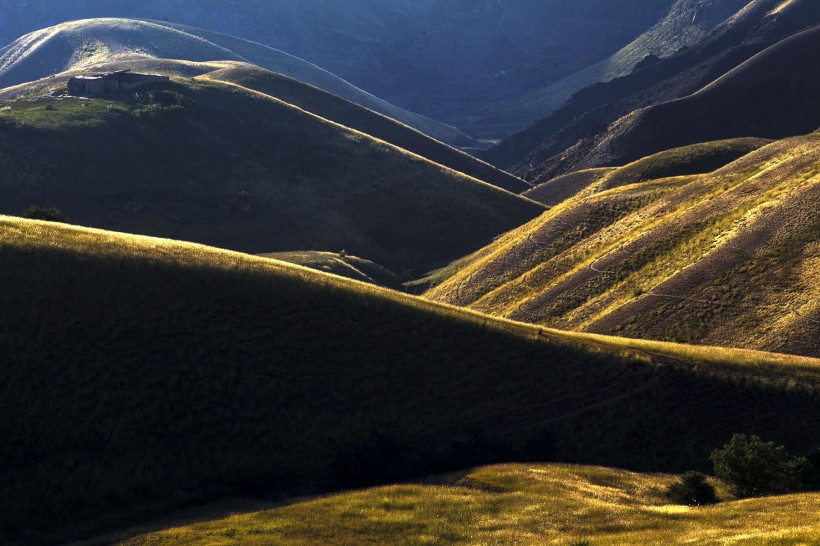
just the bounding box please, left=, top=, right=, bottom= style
left=0, top=2, right=817, bottom=544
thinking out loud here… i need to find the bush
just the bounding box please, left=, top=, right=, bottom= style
left=20, top=205, right=67, bottom=223
left=710, top=434, right=809, bottom=498
left=666, top=471, right=718, bottom=506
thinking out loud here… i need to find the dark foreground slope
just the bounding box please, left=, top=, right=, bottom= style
left=0, top=75, right=541, bottom=272
left=1, top=217, right=818, bottom=543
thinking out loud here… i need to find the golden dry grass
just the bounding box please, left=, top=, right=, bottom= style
left=426, top=134, right=820, bottom=357
left=117, top=463, right=820, bottom=545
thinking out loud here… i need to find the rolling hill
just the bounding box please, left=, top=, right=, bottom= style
left=427, top=133, right=820, bottom=357
left=0, top=18, right=471, bottom=145
left=196, top=64, right=529, bottom=193
left=1, top=216, right=818, bottom=544
left=522, top=138, right=769, bottom=205
left=119, top=463, right=820, bottom=545
left=484, top=0, right=820, bottom=178
left=0, top=69, right=542, bottom=272
left=0, top=0, right=683, bottom=135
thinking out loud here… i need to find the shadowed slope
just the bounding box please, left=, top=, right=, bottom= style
left=1, top=217, right=818, bottom=544
left=197, top=65, right=529, bottom=193
left=0, top=18, right=470, bottom=145
left=428, top=134, right=820, bottom=357
left=576, top=25, right=820, bottom=169
left=484, top=0, right=820, bottom=178
left=0, top=74, right=542, bottom=272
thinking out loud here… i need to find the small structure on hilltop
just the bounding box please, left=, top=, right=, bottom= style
left=67, top=70, right=169, bottom=96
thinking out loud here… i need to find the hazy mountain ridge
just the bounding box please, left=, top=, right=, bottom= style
left=0, top=18, right=471, bottom=145
left=484, top=0, right=820, bottom=177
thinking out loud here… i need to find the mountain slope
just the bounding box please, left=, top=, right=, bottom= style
left=484, top=0, right=820, bottom=177
left=196, top=64, right=529, bottom=193
left=428, top=134, right=820, bottom=357
left=475, top=0, right=751, bottom=129
left=570, top=25, right=820, bottom=171
left=0, top=18, right=470, bottom=145
left=0, top=72, right=542, bottom=272
left=0, top=1, right=680, bottom=134
left=1, top=217, right=818, bottom=543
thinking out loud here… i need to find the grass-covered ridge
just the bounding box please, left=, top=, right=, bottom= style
left=197, top=65, right=529, bottom=193
left=119, top=463, right=820, bottom=545
left=0, top=72, right=542, bottom=273
left=0, top=18, right=469, bottom=145
left=1, top=216, right=819, bottom=543
left=427, top=134, right=820, bottom=357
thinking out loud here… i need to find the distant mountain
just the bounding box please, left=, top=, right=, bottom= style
left=465, top=0, right=751, bottom=130
left=429, top=133, right=820, bottom=358
left=0, top=18, right=470, bottom=145
left=484, top=0, right=820, bottom=178
left=0, top=62, right=542, bottom=273
left=0, top=0, right=685, bottom=135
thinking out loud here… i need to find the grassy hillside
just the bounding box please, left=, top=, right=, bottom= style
left=197, top=65, right=529, bottom=193
left=599, top=138, right=770, bottom=189
left=522, top=168, right=615, bottom=206
left=521, top=139, right=766, bottom=206
left=260, top=251, right=400, bottom=289
left=0, top=72, right=542, bottom=272
left=427, top=134, right=820, bottom=357
left=118, top=463, right=820, bottom=545
left=2, top=217, right=819, bottom=543
left=0, top=18, right=470, bottom=145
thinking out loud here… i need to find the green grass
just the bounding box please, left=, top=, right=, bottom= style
left=1, top=216, right=818, bottom=543
left=0, top=73, right=542, bottom=274
left=119, top=464, right=820, bottom=545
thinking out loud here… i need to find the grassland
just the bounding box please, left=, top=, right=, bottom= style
left=427, top=134, right=820, bottom=357
left=118, top=463, right=820, bottom=545
left=260, top=251, right=400, bottom=288
left=0, top=18, right=469, bottom=145
left=1, top=216, right=818, bottom=543
left=197, top=65, right=529, bottom=193
left=0, top=71, right=542, bottom=273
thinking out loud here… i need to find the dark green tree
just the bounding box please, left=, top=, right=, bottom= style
left=710, top=434, right=808, bottom=498
left=666, top=471, right=718, bottom=506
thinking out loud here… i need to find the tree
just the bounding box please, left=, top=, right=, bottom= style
left=710, top=434, right=809, bottom=498
left=666, top=471, right=718, bottom=506
left=20, top=205, right=67, bottom=223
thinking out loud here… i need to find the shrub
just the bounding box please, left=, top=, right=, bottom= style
left=20, top=205, right=67, bottom=223
left=665, top=471, right=718, bottom=506
left=710, top=434, right=809, bottom=498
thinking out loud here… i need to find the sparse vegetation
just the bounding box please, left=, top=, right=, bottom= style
left=710, top=434, right=810, bottom=498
